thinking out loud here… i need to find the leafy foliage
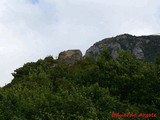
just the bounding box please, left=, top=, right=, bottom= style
left=1, top=50, right=160, bottom=119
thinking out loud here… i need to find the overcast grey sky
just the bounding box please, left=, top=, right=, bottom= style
left=0, top=0, right=160, bottom=86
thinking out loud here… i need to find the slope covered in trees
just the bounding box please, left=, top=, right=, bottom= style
left=1, top=49, right=160, bottom=119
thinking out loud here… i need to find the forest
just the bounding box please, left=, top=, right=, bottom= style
left=0, top=49, right=160, bottom=120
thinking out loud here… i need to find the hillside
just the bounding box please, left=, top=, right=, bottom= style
left=0, top=34, right=160, bottom=119
left=85, top=34, right=160, bottom=61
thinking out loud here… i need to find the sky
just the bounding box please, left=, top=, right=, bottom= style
left=0, top=0, right=160, bottom=87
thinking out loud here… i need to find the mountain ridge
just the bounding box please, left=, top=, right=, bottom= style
left=85, top=34, right=160, bottom=61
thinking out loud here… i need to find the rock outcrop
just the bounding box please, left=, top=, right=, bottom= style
left=58, top=49, right=82, bottom=64
left=85, top=34, right=160, bottom=61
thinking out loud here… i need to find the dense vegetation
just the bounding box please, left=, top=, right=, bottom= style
left=1, top=49, right=160, bottom=119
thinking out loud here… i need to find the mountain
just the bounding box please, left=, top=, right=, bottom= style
left=85, top=34, right=160, bottom=61
left=1, top=34, right=160, bottom=119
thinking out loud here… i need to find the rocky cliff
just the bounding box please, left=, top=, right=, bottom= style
left=85, top=34, right=160, bottom=61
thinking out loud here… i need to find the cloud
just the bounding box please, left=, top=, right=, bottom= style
left=0, top=0, right=160, bottom=86
left=30, top=0, right=39, bottom=4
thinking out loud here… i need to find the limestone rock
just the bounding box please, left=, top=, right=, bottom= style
left=58, top=49, right=82, bottom=64
left=85, top=34, right=160, bottom=61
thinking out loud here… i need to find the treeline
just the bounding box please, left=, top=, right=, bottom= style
left=0, top=49, right=160, bottom=120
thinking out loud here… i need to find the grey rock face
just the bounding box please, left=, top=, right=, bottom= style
left=58, top=49, right=82, bottom=64
left=85, top=46, right=101, bottom=59
left=108, top=43, right=121, bottom=58
left=132, top=47, right=144, bottom=59
left=132, top=42, right=144, bottom=59
left=85, top=34, right=160, bottom=61
left=85, top=42, right=122, bottom=59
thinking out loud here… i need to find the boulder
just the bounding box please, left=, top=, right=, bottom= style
left=58, top=49, right=82, bottom=64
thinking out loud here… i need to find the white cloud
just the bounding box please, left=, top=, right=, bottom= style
left=0, top=0, right=160, bottom=86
